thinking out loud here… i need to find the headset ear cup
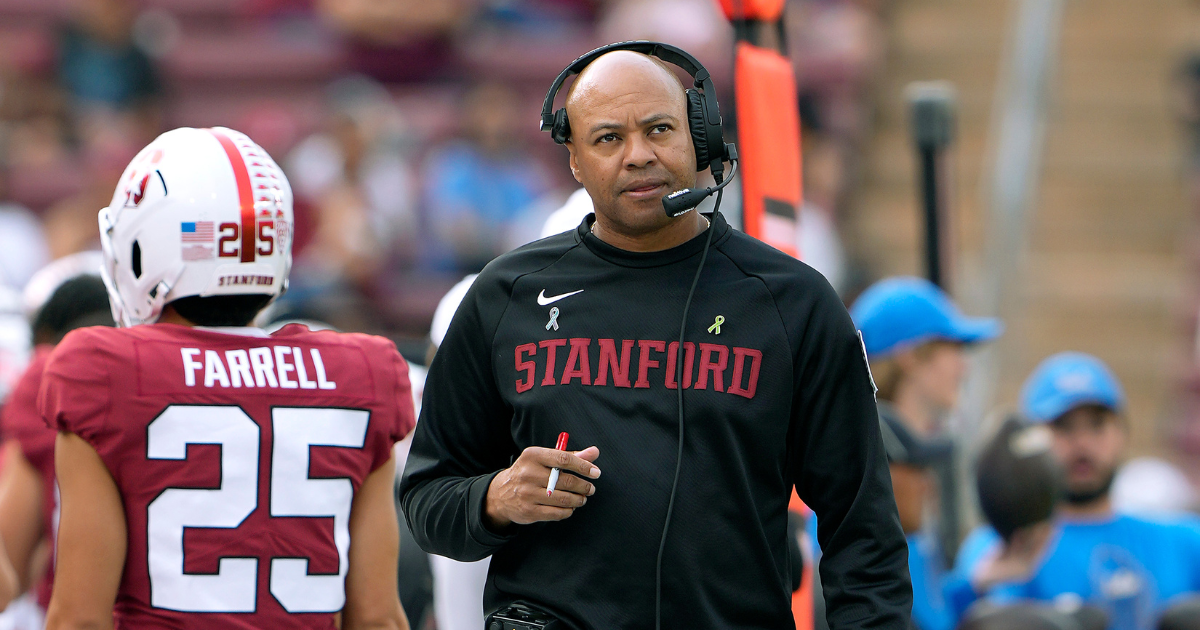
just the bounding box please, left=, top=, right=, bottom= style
left=551, top=108, right=571, bottom=145
left=686, top=89, right=710, bottom=170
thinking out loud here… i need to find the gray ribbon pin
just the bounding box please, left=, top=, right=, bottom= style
left=545, top=306, right=560, bottom=331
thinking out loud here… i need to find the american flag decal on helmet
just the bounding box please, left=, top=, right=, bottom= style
left=181, top=221, right=215, bottom=260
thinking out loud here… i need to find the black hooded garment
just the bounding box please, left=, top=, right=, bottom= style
left=399, top=213, right=912, bottom=629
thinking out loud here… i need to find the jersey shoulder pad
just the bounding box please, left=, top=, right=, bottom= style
left=40, top=327, right=123, bottom=438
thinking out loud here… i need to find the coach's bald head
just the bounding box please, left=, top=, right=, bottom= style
left=564, top=51, right=688, bottom=127
left=562, top=51, right=701, bottom=250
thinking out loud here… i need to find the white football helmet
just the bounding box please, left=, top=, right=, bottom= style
left=98, top=127, right=293, bottom=327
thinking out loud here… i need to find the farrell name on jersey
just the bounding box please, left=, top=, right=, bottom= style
left=180, top=345, right=337, bottom=390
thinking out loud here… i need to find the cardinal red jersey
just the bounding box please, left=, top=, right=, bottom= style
left=39, top=323, right=414, bottom=629
left=0, top=345, right=57, bottom=610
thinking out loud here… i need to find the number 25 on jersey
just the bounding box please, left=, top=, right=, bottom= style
left=146, top=405, right=368, bottom=613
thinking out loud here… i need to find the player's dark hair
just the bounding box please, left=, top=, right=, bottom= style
left=32, top=275, right=114, bottom=345
left=975, top=414, right=1063, bottom=540
left=167, top=294, right=273, bottom=327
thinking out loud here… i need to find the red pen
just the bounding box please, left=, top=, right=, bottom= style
left=546, top=432, right=569, bottom=496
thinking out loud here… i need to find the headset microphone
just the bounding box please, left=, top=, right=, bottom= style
left=661, top=148, right=739, bottom=217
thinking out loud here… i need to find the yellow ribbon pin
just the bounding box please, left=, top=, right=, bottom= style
left=708, top=315, right=724, bottom=334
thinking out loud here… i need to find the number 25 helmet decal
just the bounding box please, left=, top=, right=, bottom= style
left=99, top=127, right=294, bottom=327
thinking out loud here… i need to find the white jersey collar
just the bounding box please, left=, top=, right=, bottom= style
left=194, top=326, right=271, bottom=338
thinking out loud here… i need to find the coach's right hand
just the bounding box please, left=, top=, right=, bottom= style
left=484, top=446, right=601, bottom=530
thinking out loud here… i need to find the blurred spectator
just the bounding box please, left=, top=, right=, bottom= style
left=499, top=189, right=574, bottom=252
left=851, top=277, right=1003, bottom=436
left=790, top=121, right=848, bottom=292
left=57, top=0, right=163, bottom=145
left=473, top=0, right=597, bottom=34
left=422, top=81, right=551, bottom=272
left=598, top=0, right=732, bottom=75
left=954, top=353, right=1200, bottom=630
left=786, top=0, right=889, bottom=298
left=801, top=129, right=847, bottom=221
left=236, top=104, right=304, bottom=169
left=1111, top=458, right=1198, bottom=517
left=850, top=276, right=1003, bottom=630
left=0, top=70, right=72, bottom=171
left=41, top=135, right=137, bottom=259
left=316, top=0, right=475, bottom=82
left=0, top=287, right=30, bottom=406
left=787, top=0, right=885, bottom=144
left=287, top=75, right=420, bottom=285
left=878, top=409, right=955, bottom=630
left=0, top=173, right=50, bottom=291
left=539, top=188, right=594, bottom=239
left=798, top=203, right=846, bottom=294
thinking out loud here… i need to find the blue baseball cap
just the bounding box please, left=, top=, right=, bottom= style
left=849, top=276, right=1003, bottom=359
left=1019, top=352, right=1125, bottom=423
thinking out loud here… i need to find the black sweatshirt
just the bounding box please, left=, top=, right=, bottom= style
left=399, top=213, right=912, bottom=629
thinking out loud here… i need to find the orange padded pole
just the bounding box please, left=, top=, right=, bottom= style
left=716, top=0, right=785, bottom=21
left=789, top=490, right=814, bottom=629
left=734, top=41, right=802, bottom=258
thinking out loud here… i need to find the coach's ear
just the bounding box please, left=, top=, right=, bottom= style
left=565, top=141, right=582, bottom=184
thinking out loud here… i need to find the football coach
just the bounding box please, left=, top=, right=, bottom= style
left=399, top=42, right=911, bottom=629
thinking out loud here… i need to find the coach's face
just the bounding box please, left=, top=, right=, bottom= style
left=565, top=52, right=697, bottom=237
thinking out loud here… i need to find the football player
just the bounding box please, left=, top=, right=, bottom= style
left=41, top=127, right=413, bottom=630
left=0, top=267, right=113, bottom=624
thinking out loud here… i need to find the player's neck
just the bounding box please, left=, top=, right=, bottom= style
left=157, top=306, right=196, bottom=327
left=156, top=304, right=262, bottom=330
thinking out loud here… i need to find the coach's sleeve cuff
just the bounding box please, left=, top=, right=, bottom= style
left=467, top=471, right=517, bottom=549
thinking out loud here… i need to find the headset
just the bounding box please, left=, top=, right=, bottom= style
left=540, top=40, right=739, bottom=218
left=540, top=41, right=739, bottom=630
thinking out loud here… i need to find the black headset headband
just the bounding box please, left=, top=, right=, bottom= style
left=539, top=41, right=720, bottom=133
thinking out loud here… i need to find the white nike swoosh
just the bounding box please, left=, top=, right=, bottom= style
left=537, top=289, right=584, bottom=306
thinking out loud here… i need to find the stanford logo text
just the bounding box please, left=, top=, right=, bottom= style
left=515, top=338, right=762, bottom=399
left=218, top=274, right=275, bottom=287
